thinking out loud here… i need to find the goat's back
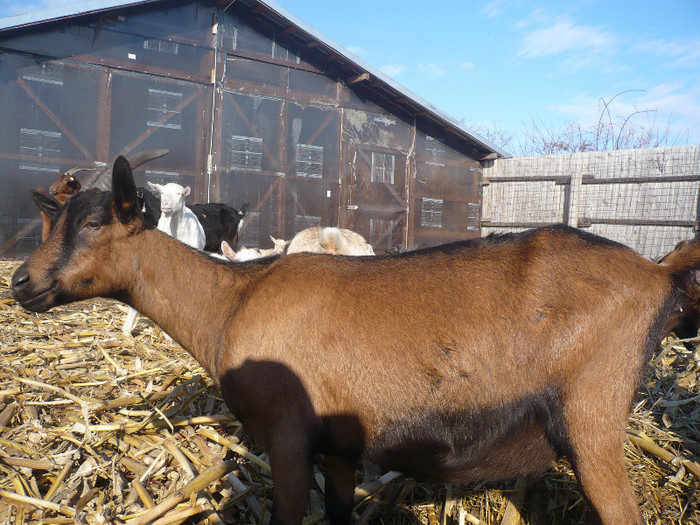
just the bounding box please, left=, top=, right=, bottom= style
left=287, top=226, right=374, bottom=255
left=220, top=226, right=671, bottom=443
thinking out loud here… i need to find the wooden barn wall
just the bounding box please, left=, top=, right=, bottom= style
left=0, top=1, right=482, bottom=258
left=482, top=145, right=700, bottom=260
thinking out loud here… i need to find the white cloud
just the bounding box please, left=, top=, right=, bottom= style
left=379, top=64, right=405, bottom=77
left=418, top=63, right=447, bottom=77
left=519, top=19, right=616, bottom=59
left=547, top=84, right=700, bottom=144
left=634, top=37, right=700, bottom=69
left=480, top=0, right=507, bottom=19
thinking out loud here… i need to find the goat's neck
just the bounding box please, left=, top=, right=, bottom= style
left=159, top=208, right=184, bottom=237
left=125, top=229, right=258, bottom=383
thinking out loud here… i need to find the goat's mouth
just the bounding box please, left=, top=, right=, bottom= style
left=160, top=205, right=173, bottom=213
left=13, top=282, right=59, bottom=312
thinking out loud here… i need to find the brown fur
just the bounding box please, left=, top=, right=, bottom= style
left=12, top=157, right=700, bottom=525
left=38, top=171, right=82, bottom=241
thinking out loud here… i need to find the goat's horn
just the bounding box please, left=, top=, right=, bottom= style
left=81, top=149, right=170, bottom=191
left=125, top=148, right=170, bottom=169
left=64, top=167, right=95, bottom=177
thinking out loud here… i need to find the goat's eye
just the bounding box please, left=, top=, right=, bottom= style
left=85, top=220, right=102, bottom=231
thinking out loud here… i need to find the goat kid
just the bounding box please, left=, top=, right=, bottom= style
left=13, top=156, right=700, bottom=525
left=221, top=236, right=289, bottom=262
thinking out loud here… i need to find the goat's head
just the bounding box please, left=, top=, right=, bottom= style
left=147, top=182, right=190, bottom=215
left=13, top=156, right=143, bottom=312
left=270, top=236, right=289, bottom=253
left=49, top=168, right=85, bottom=197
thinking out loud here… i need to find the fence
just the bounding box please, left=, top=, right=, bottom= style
left=481, top=145, right=700, bottom=260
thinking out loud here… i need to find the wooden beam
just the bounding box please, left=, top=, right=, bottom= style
left=348, top=72, right=370, bottom=84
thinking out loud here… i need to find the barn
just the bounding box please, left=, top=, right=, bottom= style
left=0, top=0, right=506, bottom=258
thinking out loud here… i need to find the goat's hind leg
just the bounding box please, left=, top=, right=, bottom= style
left=323, top=454, right=357, bottom=525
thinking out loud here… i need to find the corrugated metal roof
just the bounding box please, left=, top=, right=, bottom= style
left=0, top=0, right=509, bottom=158
left=0, top=0, right=158, bottom=31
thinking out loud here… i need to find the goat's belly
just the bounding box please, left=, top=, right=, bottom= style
left=365, top=393, right=560, bottom=484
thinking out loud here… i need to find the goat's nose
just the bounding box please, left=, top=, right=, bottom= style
left=11, top=269, right=30, bottom=294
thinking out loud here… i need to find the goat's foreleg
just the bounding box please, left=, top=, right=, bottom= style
left=268, top=430, right=314, bottom=525
left=564, top=385, right=643, bottom=525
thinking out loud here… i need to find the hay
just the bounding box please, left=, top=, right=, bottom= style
left=0, top=259, right=698, bottom=524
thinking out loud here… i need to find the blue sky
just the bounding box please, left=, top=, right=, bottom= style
left=1, top=0, right=699, bottom=151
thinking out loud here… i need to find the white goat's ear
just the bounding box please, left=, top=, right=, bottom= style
left=182, top=186, right=191, bottom=197
left=221, top=241, right=236, bottom=259
left=147, top=181, right=162, bottom=193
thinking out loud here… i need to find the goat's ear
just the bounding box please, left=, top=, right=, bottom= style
left=32, top=190, right=60, bottom=219
left=147, top=181, right=161, bottom=193
left=221, top=241, right=236, bottom=259
left=112, top=156, right=140, bottom=224
left=182, top=186, right=191, bottom=197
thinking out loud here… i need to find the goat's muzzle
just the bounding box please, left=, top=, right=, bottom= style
left=11, top=265, right=58, bottom=312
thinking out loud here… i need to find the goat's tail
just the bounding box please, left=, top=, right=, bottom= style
left=319, top=227, right=344, bottom=255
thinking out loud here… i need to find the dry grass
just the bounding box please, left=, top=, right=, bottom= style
left=0, top=259, right=698, bottom=524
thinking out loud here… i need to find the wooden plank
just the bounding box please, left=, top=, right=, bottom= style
left=582, top=174, right=700, bottom=184
left=348, top=72, right=370, bottom=85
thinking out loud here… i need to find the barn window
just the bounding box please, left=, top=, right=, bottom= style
left=147, top=89, right=182, bottom=129
left=294, top=214, right=321, bottom=231
left=467, top=202, right=480, bottom=231
left=16, top=218, right=41, bottom=251
left=239, top=211, right=261, bottom=248
left=229, top=135, right=263, bottom=171
left=425, top=136, right=446, bottom=167
left=143, top=39, right=179, bottom=55
left=19, top=128, right=61, bottom=172
left=421, top=198, right=443, bottom=228
left=296, top=144, right=323, bottom=178
left=22, top=62, right=64, bottom=85
left=145, top=170, right=180, bottom=184
left=371, top=152, right=395, bottom=184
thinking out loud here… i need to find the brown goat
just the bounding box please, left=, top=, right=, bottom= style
left=12, top=156, right=700, bottom=525
left=34, top=169, right=83, bottom=241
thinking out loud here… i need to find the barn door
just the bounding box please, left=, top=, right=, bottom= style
left=341, top=144, right=408, bottom=254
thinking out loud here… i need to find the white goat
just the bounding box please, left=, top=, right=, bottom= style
left=122, top=182, right=206, bottom=335
left=287, top=227, right=375, bottom=256
left=147, top=182, right=206, bottom=250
